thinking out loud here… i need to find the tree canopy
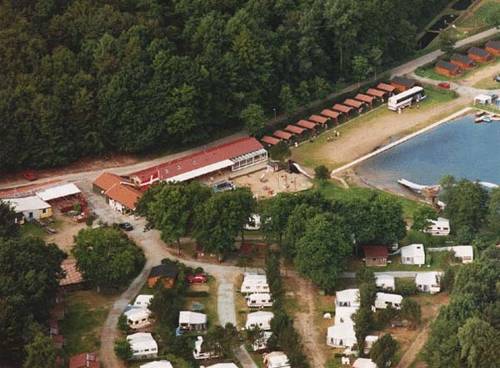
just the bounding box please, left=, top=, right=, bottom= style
left=72, top=226, right=145, bottom=289
left=0, top=0, right=450, bottom=172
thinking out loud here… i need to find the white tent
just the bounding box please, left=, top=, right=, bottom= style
left=36, top=183, right=81, bottom=201
left=400, top=244, right=425, bottom=265
left=140, top=361, right=173, bottom=368
left=326, top=323, right=356, bottom=348
left=375, top=274, right=395, bottom=291
left=241, top=273, right=269, bottom=294
left=127, top=333, right=158, bottom=359
left=474, top=94, right=492, bottom=105
left=134, top=294, right=154, bottom=308
left=416, top=272, right=441, bottom=294
left=124, top=308, right=151, bottom=329
left=353, top=358, right=378, bottom=368
left=179, top=311, right=207, bottom=330
left=374, top=293, right=403, bottom=310
left=335, top=289, right=360, bottom=307
left=263, top=351, right=291, bottom=368
left=334, top=306, right=358, bottom=325
left=246, top=311, right=274, bottom=331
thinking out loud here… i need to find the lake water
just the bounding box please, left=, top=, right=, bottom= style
left=356, top=115, right=500, bottom=192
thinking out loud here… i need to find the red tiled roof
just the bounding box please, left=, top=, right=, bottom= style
left=60, top=259, right=83, bottom=287
left=321, top=109, right=340, bottom=119
left=285, top=125, right=306, bottom=134
left=69, top=352, right=100, bottom=368
left=296, top=120, right=316, bottom=130
left=129, top=137, right=264, bottom=184
left=377, top=83, right=396, bottom=92
left=261, top=136, right=281, bottom=145
left=105, top=183, right=142, bottom=210
left=332, top=104, right=353, bottom=114
left=344, top=99, right=363, bottom=108
left=309, top=115, right=328, bottom=124
left=355, top=94, right=375, bottom=104
left=273, top=130, right=293, bottom=140
left=93, top=172, right=123, bottom=192
left=362, top=245, right=388, bottom=258
left=366, top=88, right=386, bottom=98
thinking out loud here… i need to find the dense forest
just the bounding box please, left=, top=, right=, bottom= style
left=0, top=0, right=450, bottom=171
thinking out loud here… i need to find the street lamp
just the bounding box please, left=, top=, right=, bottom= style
left=272, top=107, right=277, bottom=120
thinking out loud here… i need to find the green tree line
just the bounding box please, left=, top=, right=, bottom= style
left=0, top=0, right=450, bottom=172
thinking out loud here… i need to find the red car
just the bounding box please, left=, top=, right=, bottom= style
left=438, top=82, right=450, bottom=89
left=22, top=170, right=39, bottom=181
left=186, top=273, right=208, bottom=283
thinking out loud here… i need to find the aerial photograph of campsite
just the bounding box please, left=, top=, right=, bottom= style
left=0, top=1, right=499, bottom=368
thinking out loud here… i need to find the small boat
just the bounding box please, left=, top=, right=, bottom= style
left=475, top=116, right=484, bottom=123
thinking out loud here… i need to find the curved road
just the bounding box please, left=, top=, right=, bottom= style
left=82, top=183, right=258, bottom=368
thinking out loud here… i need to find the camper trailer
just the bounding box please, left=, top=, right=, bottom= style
left=247, top=293, right=273, bottom=308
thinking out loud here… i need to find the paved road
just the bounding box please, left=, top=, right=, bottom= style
left=410, top=73, right=500, bottom=98
left=341, top=271, right=442, bottom=279
left=80, top=183, right=259, bottom=368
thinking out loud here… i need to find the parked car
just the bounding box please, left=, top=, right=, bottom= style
left=494, top=74, right=500, bottom=82
left=22, top=170, right=38, bottom=181
left=118, top=222, right=134, bottom=231
left=186, top=273, right=208, bottom=284
left=438, top=82, right=450, bottom=89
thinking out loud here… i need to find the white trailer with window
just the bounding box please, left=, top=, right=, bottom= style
left=388, top=86, right=426, bottom=111
left=247, top=293, right=273, bottom=308
left=241, top=273, right=270, bottom=294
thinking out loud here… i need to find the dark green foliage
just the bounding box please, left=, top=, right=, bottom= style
left=353, top=307, right=374, bottom=355
left=370, top=334, right=398, bottom=368
left=0, top=202, right=20, bottom=239
left=241, top=104, right=266, bottom=136
left=400, top=298, right=421, bottom=328
left=423, top=248, right=500, bottom=367
left=269, top=142, right=291, bottom=162
left=114, top=339, right=132, bottom=361
left=356, top=268, right=376, bottom=286
left=0, top=237, right=65, bottom=361
left=23, top=331, right=57, bottom=368
left=314, top=165, right=330, bottom=181
left=72, top=227, right=145, bottom=289
left=412, top=206, right=437, bottom=231
left=439, top=32, right=456, bottom=57
left=395, top=279, right=418, bottom=297
left=295, top=214, right=352, bottom=290
left=0, top=1, right=451, bottom=172
left=117, top=314, right=129, bottom=334
left=204, top=324, right=239, bottom=358
left=359, top=281, right=377, bottom=309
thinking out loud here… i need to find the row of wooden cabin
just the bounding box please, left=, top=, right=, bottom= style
left=435, top=41, right=499, bottom=78
left=261, top=77, right=418, bottom=147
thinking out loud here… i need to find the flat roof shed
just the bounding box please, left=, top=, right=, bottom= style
left=36, top=183, right=81, bottom=202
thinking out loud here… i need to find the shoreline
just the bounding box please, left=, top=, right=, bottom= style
left=330, top=106, right=473, bottom=177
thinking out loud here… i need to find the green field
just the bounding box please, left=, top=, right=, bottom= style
left=455, top=0, right=500, bottom=29
left=60, top=290, right=115, bottom=357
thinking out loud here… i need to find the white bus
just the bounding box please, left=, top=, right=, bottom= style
left=388, top=86, right=426, bottom=111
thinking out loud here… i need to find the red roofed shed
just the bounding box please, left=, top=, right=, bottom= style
left=366, top=88, right=387, bottom=100
left=485, top=40, right=500, bottom=56
left=285, top=125, right=306, bottom=135
left=344, top=98, right=365, bottom=113
left=362, top=245, right=389, bottom=267
left=468, top=47, right=492, bottom=63
left=355, top=93, right=375, bottom=106
left=70, top=352, right=100, bottom=368
left=320, top=109, right=340, bottom=123
left=309, top=115, right=328, bottom=125
left=296, top=120, right=317, bottom=130
left=332, top=104, right=353, bottom=115
left=273, top=130, right=293, bottom=140
left=261, top=136, right=281, bottom=146
left=377, top=83, right=396, bottom=93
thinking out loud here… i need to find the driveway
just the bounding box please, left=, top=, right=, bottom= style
left=80, top=183, right=259, bottom=368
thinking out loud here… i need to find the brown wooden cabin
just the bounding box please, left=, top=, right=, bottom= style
left=376, top=82, right=396, bottom=95
left=435, top=60, right=462, bottom=77
left=366, top=88, right=387, bottom=101
left=273, top=129, right=294, bottom=143
left=308, top=114, right=329, bottom=127
left=296, top=119, right=317, bottom=131
left=148, top=263, right=179, bottom=288
left=332, top=103, right=353, bottom=117
left=467, top=47, right=492, bottom=63
left=344, top=98, right=366, bottom=114
left=355, top=93, right=376, bottom=107
left=320, top=109, right=340, bottom=124
left=450, top=53, right=476, bottom=69
left=261, top=135, right=281, bottom=147
left=485, top=40, right=500, bottom=57
left=362, top=245, right=389, bottom=267
left=284, top=124, right=307, bottom=138
left=390, top=76, right=418, bottom=92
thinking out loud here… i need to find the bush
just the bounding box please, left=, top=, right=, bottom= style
left=114, top=339, right=132, bottom=361
left=374, top=307, right=399, bottom=330
left=269, top=142, right=291, bottom=162
left=400, top=298, right=421, bottom=329
left=118, top=314, right=129, bottom=334
left=370, top=334, right=398, bottom=368
left=314, top=165, right=330, bottom=180
left=395, top=279, right=417, bottom=296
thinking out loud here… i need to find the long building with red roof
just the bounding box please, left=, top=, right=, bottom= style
left=128, top=137, right=267, bottom=188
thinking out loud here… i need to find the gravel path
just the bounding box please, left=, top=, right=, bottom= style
left=82, top=184, right=259, bottom=368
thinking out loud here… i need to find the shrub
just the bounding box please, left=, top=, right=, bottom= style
left=118, top=314, right=129, bottom=334
left=314, top=165, right=330, bottom=180
left=114, top=339, right=132, bottom=361
left=395, top=278, right=417, bottom=296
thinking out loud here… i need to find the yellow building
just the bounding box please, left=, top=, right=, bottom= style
left=4, top=196, right=52, bottom=222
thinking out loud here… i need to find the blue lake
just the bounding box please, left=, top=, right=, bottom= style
left=356, top=115, right=500, bottom=191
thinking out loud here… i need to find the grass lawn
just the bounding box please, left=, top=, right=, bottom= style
left=184, top=277, right=219, bottom=326
left=20, top=222, right=47, bottom=238
left=455, top=0, right=500, bottom=29
left=60, top=290, right=116, bottom=357
left=414, top=66, right=451, bottom=81
left=474, top=75, right=500, bottom=89
left=316, top=181, right=427, bottom=219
